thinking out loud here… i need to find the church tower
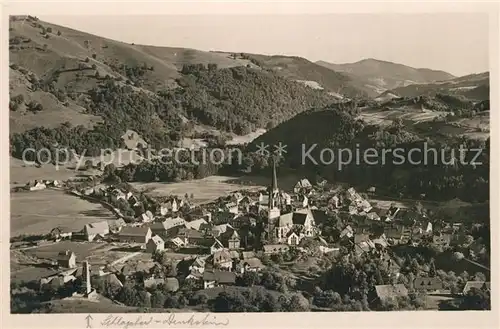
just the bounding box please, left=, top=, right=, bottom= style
left=268, top=157, right=281, bottom=220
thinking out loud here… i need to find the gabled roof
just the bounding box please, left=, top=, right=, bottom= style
left=84, top=220, right=109, bottom=235
left=295, top=179, right=312, bottom=189
left=149, top=235, right=164, bottom=245
left=242, top=257, right=264, bottom=269
left=177, top=227, right=204, bottom=239
left=152, top=217, right=185, bottom=231
left=242, top=251, right=256, bottom=259
left=375, top=284, right=408, bottom=302
left=463, top=281, right=490, bottom=294
left=211, top=249, right=232, bottom=263
left=211, top=238, right=224, bottom=249
left=202, top=270, right=236, bottom=284
left=119, top=226, right=151, bottom=237
left=184, top=218, right=208, bottom=231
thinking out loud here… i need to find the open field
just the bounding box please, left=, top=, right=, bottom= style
left=131, top=175, right=265, bottom=204
left=131, top=174, right=303, bottom=204
left=360, top=107, right=490, bottom=141
left=10, top=157, right=95, bottom=188
left=10, top=189, right=115, bottom=237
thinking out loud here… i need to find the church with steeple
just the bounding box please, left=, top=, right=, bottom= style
left=267, top=157, right=282, bottom=220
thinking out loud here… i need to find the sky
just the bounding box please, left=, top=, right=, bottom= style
left=39, top=13, right=489, bottom=77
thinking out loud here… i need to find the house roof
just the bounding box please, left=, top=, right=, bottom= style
left=242, top=251, right=256, bottom=259
left=190, top=256, right=207, bottom=268
left=211, top=238, right=224, bottom=249
left=463, top=281, right=490, bottom=294
left=202, top=270, right=236, bottom=284
left=375, top=284, right=409, bottom=302
left=84, top=221, right=109, bottom=235
left=149, top=235, right=164, bottom=245
left=242, top=257, right=264, bottom=269
left=152, top=217, right=185, bottom=231
left=211, top=249, right=233, bottom=263
left=295, top=179, right=312, bottom=189
left=184, top=218, right=208, bottom=231
left=177, top=227, right=204, bottom=239
left=119, top=226, right=151, bottom=237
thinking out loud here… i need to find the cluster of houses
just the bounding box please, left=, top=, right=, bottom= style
left=35, top=158, right=490, bottom=306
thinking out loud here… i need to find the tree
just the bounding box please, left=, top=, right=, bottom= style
left=92, top=53, right=97, bottom=59
left=286, top=293, right=310, bottom=312
left=46, top=27, right=52, bottom=33
left=85, top=57, right=90, bottom=63
left=57, top=30, right=61, bottom=36
left=240, top=271, right=260, bottom=287
left=457, top=288, right=491, bottom=310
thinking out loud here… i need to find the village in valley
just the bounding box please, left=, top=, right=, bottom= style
left=10, top=155, right=491, bottom=313
left=8, top=14, right=491, bottom=314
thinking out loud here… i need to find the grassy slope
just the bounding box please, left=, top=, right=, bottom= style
left=8, top=17, right=259, bottom=133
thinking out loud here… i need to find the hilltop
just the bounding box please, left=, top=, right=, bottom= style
left=317, top=58, right=455, bottom=97
left=239, top=53, right=365, bottom=98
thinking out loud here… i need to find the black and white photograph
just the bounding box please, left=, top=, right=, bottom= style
left=5, top=2, right=497, bottom=324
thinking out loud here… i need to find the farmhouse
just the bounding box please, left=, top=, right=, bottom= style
left=176, top=227, right=205, bottom=246
left=151, top=217, right=186, bottom=237
left=83, top=221, right=110, bottom=242
left=202, top=270, right=236, bottom=289
left=118, top=226, right=152, bottom=245
left=146, top=235, right=165, bottom=253
left=57, top=250, right=76, bottom=269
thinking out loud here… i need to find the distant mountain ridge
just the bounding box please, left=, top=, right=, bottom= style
left=378, top=72, right=489, bottom=101
left=316, top=58, right=456, bottom=97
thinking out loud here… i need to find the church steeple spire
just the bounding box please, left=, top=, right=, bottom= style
left=271, top=156, right=278, bottom=193
left=268, top=156, right=281, bottom=220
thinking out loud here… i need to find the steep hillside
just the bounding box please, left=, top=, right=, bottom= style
left=239, top=53, right=366, bottom=98
left=378, top=72, right=489, bottom=101
left=9, top=16, right=337, bottom=159
left=316, top=58, right=455, bottom=97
